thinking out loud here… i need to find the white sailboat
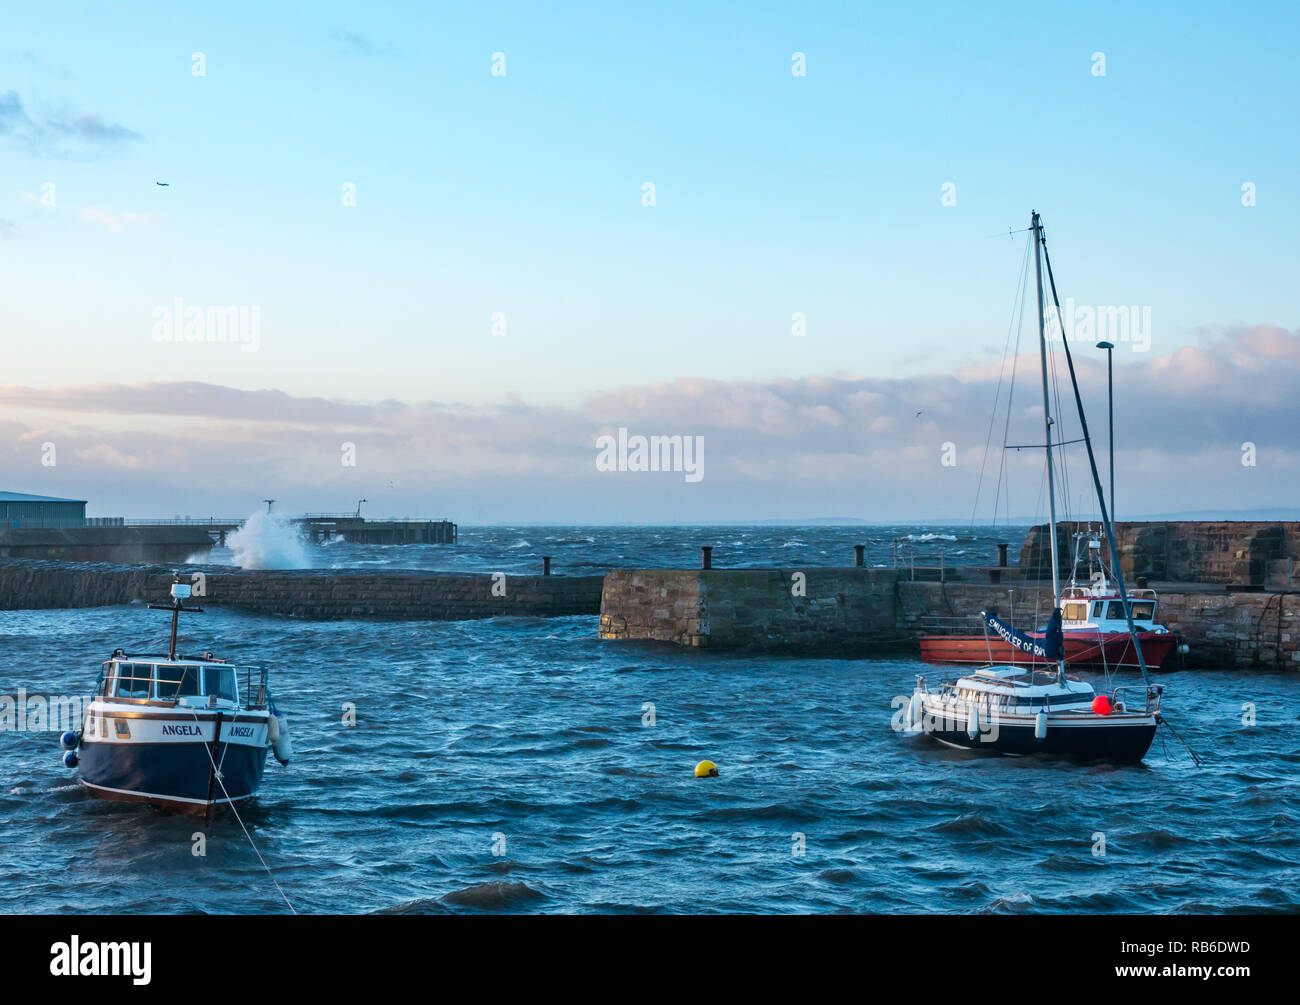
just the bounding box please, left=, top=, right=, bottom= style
left=902, top=212, right=1165, bottom=761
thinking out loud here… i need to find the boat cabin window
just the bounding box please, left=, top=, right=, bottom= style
left=153, top=664, right=201, bottom=701
left=204, top=666, right=238, bottom=702
left=1063, top=602, right=1087, bottom=621
left=1105, top=600, right=1156, bottom=622
left=1092, top=602, right=1104, bottom=617
left=114, top=662, right=153, bottom=699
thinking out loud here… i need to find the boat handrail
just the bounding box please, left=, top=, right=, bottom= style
left=239, top=665, right=270, bottom=710
left=917, top=613, right=987, bottom=636
left=98, top=661, right=270, bottom=711
left=1061, top=586, right=1159, bottom=604
left=1110, top=684, right=1164, bottom=715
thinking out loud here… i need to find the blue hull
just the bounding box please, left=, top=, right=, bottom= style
left=78, top=739, right=268, bottom=812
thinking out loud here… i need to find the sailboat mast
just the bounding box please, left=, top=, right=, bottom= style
left=1037, top=224, right=1152, bottom=690
left=1032, top=212, right=1062, bottom=611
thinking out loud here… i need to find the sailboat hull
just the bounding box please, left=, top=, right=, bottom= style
left=920, top=708, right=1157, bottom=761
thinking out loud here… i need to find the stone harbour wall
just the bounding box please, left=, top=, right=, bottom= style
left=601, top=569, right=1299, bottom=669
left=1019, top=521, right=1300, bottom=586
left=0, top=561, right=603, bottom=621
left=0, top=527, right=214, bottom=564
left=600, top=568, right=907, bottom=653
left=4, top=557, right=1296, bottom=669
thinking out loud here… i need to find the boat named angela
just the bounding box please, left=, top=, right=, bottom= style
left=59, top=577, right=292, bottom=814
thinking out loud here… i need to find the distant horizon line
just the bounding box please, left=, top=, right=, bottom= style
left=74, top=508, right=1300, bottom=527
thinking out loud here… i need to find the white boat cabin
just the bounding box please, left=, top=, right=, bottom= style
left=95, top=653, right=268, bottom=711
left=944, top=665, right=1095, bottom=712
left=1059, top=585, right=1169, bottom=634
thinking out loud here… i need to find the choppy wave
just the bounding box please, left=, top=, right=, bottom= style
left=203, top=524, right=1014, bottom=577
left=225, top=510, right=312, bottom=569
left=2, top=526, right=1296, bottom=914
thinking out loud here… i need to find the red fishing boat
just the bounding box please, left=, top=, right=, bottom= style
left=919, top=531, right=1188, bottom=670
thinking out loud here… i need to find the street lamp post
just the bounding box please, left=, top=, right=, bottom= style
left=1096, top=341, right=1115, bottom=520
left=355, top=498, right=367, bottom=519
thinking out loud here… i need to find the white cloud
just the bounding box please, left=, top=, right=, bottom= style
left=0, top=325, right=1295, bottom=521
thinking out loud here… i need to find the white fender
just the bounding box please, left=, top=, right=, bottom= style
left=271, top=713, right=293, bottom=766
left=908, top=692, right=925, bottom=731
left=967, top=704, right=981, bottom=740
left=1035, top=710, right=1048, bottom=740
left=266, top=713, right=280, bottom=743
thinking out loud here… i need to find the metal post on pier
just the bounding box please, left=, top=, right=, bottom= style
left=542, top=556, right=552, bottom=576
left=854, top=544, right=865, bottom=567
left=701, top=546, right=713, bottom=570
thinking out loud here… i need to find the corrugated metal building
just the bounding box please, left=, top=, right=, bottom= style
left=0, top=491, right=88, bottom=528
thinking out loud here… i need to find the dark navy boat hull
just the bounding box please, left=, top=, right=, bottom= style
left=925, top=717, right=1157, bottom=761
left=78, top=739, right=268, bottom=813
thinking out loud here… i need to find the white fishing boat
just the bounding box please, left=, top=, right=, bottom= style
left=60, top=577, right=292, bottom=815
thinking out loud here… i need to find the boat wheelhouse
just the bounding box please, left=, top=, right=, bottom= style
left=60, top=579, right=291, bottom=815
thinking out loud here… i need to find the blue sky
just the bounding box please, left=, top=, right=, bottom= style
left=2, top=2, right=1297, bottom=520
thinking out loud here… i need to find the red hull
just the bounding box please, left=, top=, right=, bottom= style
left=918, top=631, right=1179, bottom=670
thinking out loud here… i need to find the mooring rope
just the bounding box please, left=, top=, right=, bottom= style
left=1156, top=713, right=1203, bottom=766
left=188, top=704, right=297, bottom=915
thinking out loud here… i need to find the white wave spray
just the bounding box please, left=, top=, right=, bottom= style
left=226, top=511, right=313, bottom=569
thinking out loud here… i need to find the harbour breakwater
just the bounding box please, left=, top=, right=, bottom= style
left=0, top=526, right=212, bottom=564
left=2, top=554, right=1296, bottom=669
left=0, top=561, right=602, bottom=621
left=599, top=569, right=1299, bottom=670
left=1023, top=520, right=1300, bottom=588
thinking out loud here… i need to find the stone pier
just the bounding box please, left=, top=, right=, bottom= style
left=598, top=568, right=901, bottom=652
left=599, top=568, right=1300, bottom=670
left=0, top=561, right=602, bottom=621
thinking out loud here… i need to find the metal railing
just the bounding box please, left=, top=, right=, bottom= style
left=121, top=517, right=246, bottom=526
left=3, top=518, right=93, bottom=529
left=1111, top=684, right=1164, bottom=715
left=917, top=614, right=986, bottom=636
left=120, top=514, right=454, bottom=525
left=296, top=513, right=453, bottom=522
left=97, top=662, right=268, bottom=710
left=240, top=666, right=269, bottom=710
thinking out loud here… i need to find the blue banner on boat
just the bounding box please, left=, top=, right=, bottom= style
left=981, top=608, right=1065, bottom=660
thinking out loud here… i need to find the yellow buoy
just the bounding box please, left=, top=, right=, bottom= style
left=694, top=760, right=719, bottom=778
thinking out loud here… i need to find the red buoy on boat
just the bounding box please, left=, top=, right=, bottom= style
left=1092, top=695, right=1112, bottom=715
